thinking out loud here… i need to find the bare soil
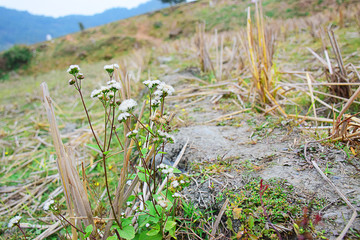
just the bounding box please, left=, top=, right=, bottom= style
left=161, top=71, right=360, bottom=239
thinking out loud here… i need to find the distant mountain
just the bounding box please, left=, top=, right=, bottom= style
left=0, top=0, right=169, bottom=51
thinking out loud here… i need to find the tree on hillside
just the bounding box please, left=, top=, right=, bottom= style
left=78, top=22, right=85, bottom=32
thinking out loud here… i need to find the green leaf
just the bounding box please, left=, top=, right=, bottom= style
left=127, top=195, right=136, bottom=202
left=85, top=225, right=93, bottom=238
left=248, top=216, right=254, bottom=229
left=164, top=220, right=176, bottom=231
left=172, top=167, right=182, bottom=174
left=146, top=226, right=160, bottom=236
left=138, top=172, right=147, bottom=182
left=158, top=151, right=167, bottom=154
left=169, top=227, right=176, bottom=239
left=103, top=150, right=111, bottom=155
left=86, top=144, right=101, bottom=150
left=107, top=236, right=117, bottom=240
left=141, top=148, right=148, bottom=155
left=118, top=225, right=135, bottom=240
left=139, top=231, right=162, bottom=240
left=122, top=217, right=132, bottom=226
left=136, top=166, right=145, bottom=172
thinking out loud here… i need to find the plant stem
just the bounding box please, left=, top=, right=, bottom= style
left=102, top=154, right=122, bottom=229
left=114, top=228, right=122, bottom=240
left=57, top=213, right=87, bottom=236
left=77, top=88, right=103, bottom=152
left=16, top=224, right=27, bottom=240
left=107, top=104, right=116, bottom=151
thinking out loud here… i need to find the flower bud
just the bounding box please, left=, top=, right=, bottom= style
left=68, top=79, right=76, bottom=85
left=77, top=73, right=84, bottom=79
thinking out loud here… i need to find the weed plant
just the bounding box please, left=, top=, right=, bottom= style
left=18, top=64, right=191, bottom=240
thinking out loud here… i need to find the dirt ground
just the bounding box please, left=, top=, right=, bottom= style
left=160, top=71, right=360, bottom=239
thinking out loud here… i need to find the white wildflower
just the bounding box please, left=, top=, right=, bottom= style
left=126, top=180, right=132, bottom=186
left=119, top=99, right=137, bottom=112
left=8, top=216, right=22, bottom=228
left=158, top=163, right=165, bottom=169
left=159, top=200, right=167, bottom=208
left=67, top=65, right=80, bottom=74
left=127, top=201, right=132, bottom=206
left=157, top=197, right=167, bottom=208
left=43, top=199, right=55, bottom=211
left=100, top=85, right=110, bottom=93
left=143, top=79, right=161, bottom=89
left=107, top=80, right=121, bottom=91
left=180, top=180, right=185, bottom=184
left=154, top=89, right=163, bottom=97
left=104, top=65, right=112, bottom=70
left=162, top=169, right=168, bottom=174
left=126, top=130, right=138, bottom=138
left=104, top=64, right=119, bottom=75
left=121, top=212, right=125, bottom=216
left=107, top=80, right=116, bottom=85
left=91, top=89, right=101, bottom=98
left=151, top=95, right=162, bottom=108
left=155, top=82, right=175, bottom=97
left=171, top=180, right=179, bottom=188
left=118, top=112, right=130, bottom=122
left=168, top=168, right=174, bottom=173
left=172, top=193, right=182, bottom=198
left=145, top=223, right=150, bottom=228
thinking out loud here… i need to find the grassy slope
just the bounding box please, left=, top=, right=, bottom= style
left=16, top=0, right=357, bottom=75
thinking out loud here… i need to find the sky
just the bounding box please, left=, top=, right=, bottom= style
left=0, top=0, right=153, bottom=18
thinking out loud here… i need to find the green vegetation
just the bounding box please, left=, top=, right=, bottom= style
left=0, top=45, right=32, bottom=79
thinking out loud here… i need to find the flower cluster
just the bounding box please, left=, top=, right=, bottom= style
left=8, top=216, right=22, bottom=228
left=126, top=130, right=138, bottom=138
left=67, top=65, right=85, bottom=86
left=67, top=65, right=80, bottom=75
left=119, top=99, right=137, bottom=112
left=107, top=80, right=122, bottom=91
left=118, top=112, right=131, bottom=122
left=104, top=64, right=119, bottom=76
left=172, top=192, right=182, bottom=198
left=143, top=80, right=174, bottom=108
left=117, top=99, right=137, bottom=123
left=154, top=82, right=175, bottom=98
left=157, top=196, right=168, bottom=208
left=143, top=79, right=161, bottom=89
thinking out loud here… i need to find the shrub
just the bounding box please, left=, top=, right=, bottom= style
left=2, top=45, right=32, bottom=71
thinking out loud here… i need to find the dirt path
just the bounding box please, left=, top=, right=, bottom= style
left=161, top=70, right=360, bottom=239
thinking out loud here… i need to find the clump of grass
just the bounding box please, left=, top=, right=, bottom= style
left=242, top=1, right=286, bottom=116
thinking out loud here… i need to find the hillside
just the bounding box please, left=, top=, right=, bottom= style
left=1, top=0, right=360, bottom=239
left=1, top=0, right=356, bottom=77
left=0, top=0, right=169, bottom=51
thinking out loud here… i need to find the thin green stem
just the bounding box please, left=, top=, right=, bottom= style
left=76, top=88, right=103, bottom=152
left=102, top=154, right=122, bottom=229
